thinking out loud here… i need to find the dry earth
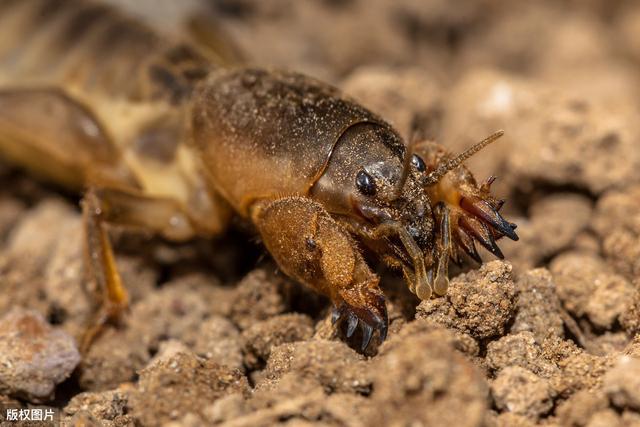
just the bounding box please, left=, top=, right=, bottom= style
left=1, top=0, right=640, bottom=426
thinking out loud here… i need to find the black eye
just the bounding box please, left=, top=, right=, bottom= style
left=412, top=154, right=426, bottom=172
left=356, top=170, right=377, bottom=196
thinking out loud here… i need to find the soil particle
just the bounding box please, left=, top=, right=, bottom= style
left=127, top=274, right=233, bottom=350
left=617, top=2, right=640, bottom=64
left=258, top=340, right=371, bottom=395
left=78, top=327, right=150, bottom=391
left=341, top=66, right=442, bottom=137
left=620, top=286, right=640, bottom=335
left=416, top=260, right=516, bottom=340
left=586, top=410, right=625, bottom=427
left=0, top=196, right=25, bottom=242
left=128, top=349, right=249, bottom=426
left=66, top=410, right=103, bottom=426
left=603, top=356, right=640, bottom=411
left=211, top=0, right=488, bottom=81
left=191, top=316, right=244, bottom=371
left=39, top=216, right=89, bottom=337
left=229, top=269, right=292, bottom=330
left=493, top=412, right=538, bottom=427
left=592, top=184, right=640, bottom=279
left=506, top=93, right=640, bottom=195
left=550, top=252, right=635, bottom=329
left=79, top=275, right=237, bottom=390
left=63, top=388, right=132, bottom=426
left=554, top=389, right=609, bottom=427
left=396, top=318, right=480, bottom=357
left=242, top=313, right=315, bottom=370
left=0, top=200, right=82, bottom=318
left=486, top=332, right=558, bottom=378
left=589, top=332, right=630, bottom=355
left=6, top=199, right=76, bottom=264
left=549, top=348, right=613, bottom=399
left=44, top=222, right=157, bottom=338
left=511, top=269, right=565, bottom=342
left=206, top=383, right=373, bottom=427
left=535, top=15, right=639, bottom=109
left=621, top=411, right=640, bottom=426
left=585, top=276, right=635, bottom=330
left=491, top=366, right=556, bottom=419
left=0, top=308, right=80, bottom=401
left=442, top=67, right=640, bottom=197
left=439, top=68, right=533, bottom=183
left=368, top=326, right=490, bottom=427
left=534, top=195, right=591, bottom=257
left=460, top=3, right=564, bottom=74
left=499, top=194, right=592, bottom=273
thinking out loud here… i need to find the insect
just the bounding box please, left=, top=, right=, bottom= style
left=0, top=0, right=517, bottom=352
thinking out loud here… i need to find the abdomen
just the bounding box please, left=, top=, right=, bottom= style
left=0, top=0, right=217, bottom=201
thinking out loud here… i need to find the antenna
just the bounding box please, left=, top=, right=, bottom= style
left=391, top=130, right=416, bottom=200
left=422, top=130, right=504, bottom=186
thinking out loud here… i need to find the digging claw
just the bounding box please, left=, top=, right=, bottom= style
left=361, top=323, right=374, bottom=352
left=460, top=216, right=505, bottom=259
left=331, top=309, right=340, bottom=325
left=346, top=314, right=358, bottom=338
left=454, top=227, right=482, bottom=263
left=332, top=296, right=389, bottom=352
left=460, top=196, right=519, bottom=241
left=379, top=320, right=388, bottom=342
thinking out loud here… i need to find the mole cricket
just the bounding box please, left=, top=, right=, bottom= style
left=0, top=0, right=518, bottom=352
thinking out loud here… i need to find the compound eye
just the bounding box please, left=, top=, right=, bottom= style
left=412, top=154, right=426, bottom=172
left=356, top=170, right=377, bottom=196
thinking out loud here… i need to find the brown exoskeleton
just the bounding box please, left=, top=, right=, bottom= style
left=0, top=0, right=517, bottom=352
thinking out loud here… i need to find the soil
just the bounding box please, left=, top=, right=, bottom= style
left=2, top=0, right=640, bottom=426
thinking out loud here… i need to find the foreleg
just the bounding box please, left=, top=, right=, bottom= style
left=251, top=196, right=388, bottom=350
left=415, top=140, right=518, bottom=274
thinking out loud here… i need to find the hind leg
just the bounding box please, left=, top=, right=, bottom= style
left=80, top=186, right=207, bottom=352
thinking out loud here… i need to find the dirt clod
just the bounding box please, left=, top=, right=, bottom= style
left=129, top=350, right=249, bottom=426
left=0, top=308, right=80, bottom=401
left=486, top=332, right=558, bottom=378
left=242, top=313, right=315, bottom=369
left=555, top=389, right=609, bottom=427
left=229, top=269, right=291, bottom=330
left=63, top=388, right=131, bottom=426
left=603, top=356, right=640, bottom=411
left=512, top=269, right=565, bottom=342
left=369, top=326, right=490, bottom=427
left=593, top=185, right=640, bottom=279
left=550, top=252, right=635, bottom=330
left=259, top=340, right=371, bottom=395
left=416, top=260, right=516, bottom=340
left=491, top=366, right=555, bottom=419
left=191, top=316, right=244, bottom=371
